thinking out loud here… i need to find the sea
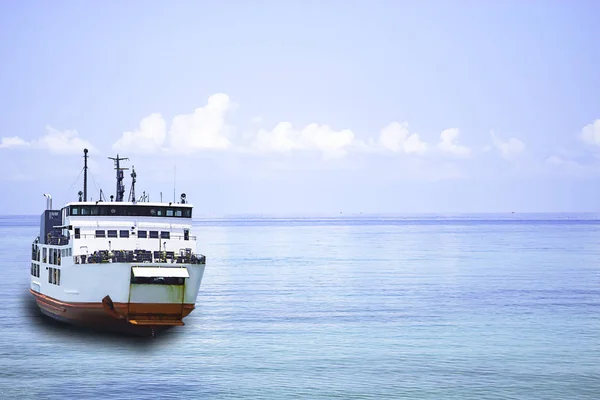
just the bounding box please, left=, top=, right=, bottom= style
left=0, top=213, right=598, bottom=399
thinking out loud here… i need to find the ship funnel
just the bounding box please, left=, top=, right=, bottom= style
left=43, top=194, right=52, bottom=210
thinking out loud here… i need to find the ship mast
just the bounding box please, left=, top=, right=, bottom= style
left=108, top=154, right=129, bottom=202
left=83, top=148, right=88, bottom=202
left=128, top=166, right=137, bottom=203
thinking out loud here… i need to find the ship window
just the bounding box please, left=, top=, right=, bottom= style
left=149, top=231, right=159, bottom=239
left=49, top=267, right=59, bottom=285
left=95, top=230, right=106, bottom=238
left=107, top=230, right=118, bottom=238
left=74, top=228, right=80, bottom=239
left=68, top=205, right=192, bottom=217
left=119, top=230, right=129, bottom=238
left=184, top=229, right=189, bottom=240
left=138, top=230, right=147, bottom=238
left=160, top=231, right=170, bottom=239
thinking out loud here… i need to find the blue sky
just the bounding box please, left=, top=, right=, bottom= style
left=1, top=1, right=600, bottom=215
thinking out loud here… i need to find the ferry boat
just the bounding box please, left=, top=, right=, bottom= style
left=29, top=149, right=206, bottom=337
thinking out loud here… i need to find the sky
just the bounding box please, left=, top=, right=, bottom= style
left=1, top=1, right=600, bottom=215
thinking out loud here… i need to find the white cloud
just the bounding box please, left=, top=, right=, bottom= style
left=251, top=116, right=263, bottom=123
left=0, top=136, right=29, bottom=149
left=168, top=93, right=233, bottom=153
left=580, top=119, right=600, bottom=146
left=490, top=131, right=525, bottom=158
left=545, top=155, right=564, bottom=166
left=113, top=93, right=234, bottom=155
left=1, top=127, right=94, bottom=153
left=35, top=126, right=95, bottom=154
left=253, top=122, right=356, bottom=158
left=544, top=155, right=591, bottom=177
left=378, top=122, right=427, bottom=154
left=112, top=113, right=166, bottom=154
left=437, top=128, right=470, bottom=157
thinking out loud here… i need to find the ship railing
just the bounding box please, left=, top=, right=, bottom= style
left=47, top=235, right=70, bottom=246
left=73, top=249, right=206, bottom=265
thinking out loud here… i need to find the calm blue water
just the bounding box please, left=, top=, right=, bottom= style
left=0, top=214, right=599, bottom=399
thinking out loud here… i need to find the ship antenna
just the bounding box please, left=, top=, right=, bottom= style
left=173, top=163, right=176, bottom=203
left=129, top=166, right=137, bottom=203
left=108, top=154, right=129, bottom=202
left=83, top=148, right=88, bottom=202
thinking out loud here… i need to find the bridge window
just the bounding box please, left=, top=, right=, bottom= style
left=107, top=230, right=118, bottom=238
left=138, top=230, right=147, bottom=238
left=160, top=231, right=170, bottom=239
left=120, top=230, right=129, bottom=238
left=149, top=231, right=159, bottom=239
left=69, top=205, right=192, bottom=218
left=95, top=230, right=105, bottom=238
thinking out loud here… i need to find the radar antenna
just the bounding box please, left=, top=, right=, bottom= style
left=128, top=166, right=137, bottom=203
left=108, top=154, right=129, bottom=202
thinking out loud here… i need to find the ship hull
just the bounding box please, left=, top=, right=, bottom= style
left=31, top=289, right=197, bottom=336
